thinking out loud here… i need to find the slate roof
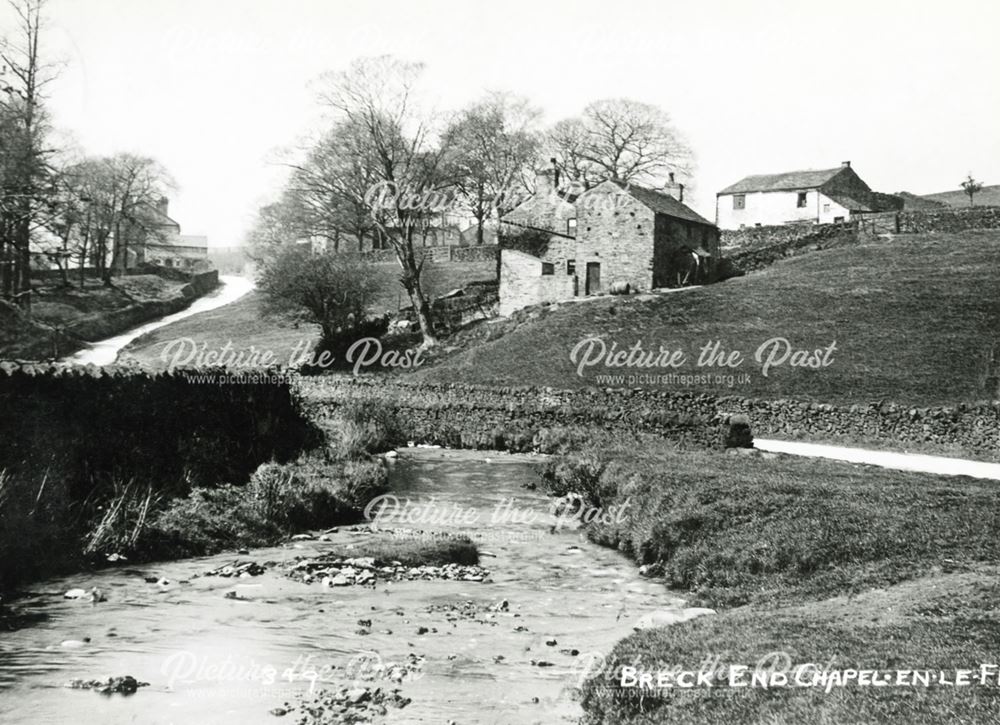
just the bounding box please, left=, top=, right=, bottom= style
left=612, top=181, right=715, bottom=226
left=719, top=167, right=846, bottom=195
left=622, top=184, right=715, bottom=227
left=145, top=204, right=181, bottom=230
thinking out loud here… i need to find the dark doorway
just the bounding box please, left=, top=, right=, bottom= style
left=585, top=262, right=601, bottom=295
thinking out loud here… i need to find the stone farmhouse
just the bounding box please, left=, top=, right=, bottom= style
left=499, top=168, right=720, bottom=316
left=716, top=161, right=898, bottom=230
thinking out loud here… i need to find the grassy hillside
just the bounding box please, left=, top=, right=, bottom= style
left=413, top=231, right=1000, bottom=406
left=122, top=291, right=317, bottom=369
left=922, top=184, right=1000, bottom=208
left=124, top=260, right=497, bottom=369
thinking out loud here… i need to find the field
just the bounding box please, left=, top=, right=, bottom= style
left=121, top=290, right=317, bottom=369
left=413, top=231, right=1000, bottom=406
left=122, top=259, right=496, bottom=369
left=921, top=184, right=1000, bottom=208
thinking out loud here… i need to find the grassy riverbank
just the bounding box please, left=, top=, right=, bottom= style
left=0, top=372, right=400, bottom=592
left=0, top=273, right=210, bottom=360
left=121, top=291, right=317, bottom=370
left=541, top=430, right=1000, bottom=724
left=583, top=570, right=1000, bottom=724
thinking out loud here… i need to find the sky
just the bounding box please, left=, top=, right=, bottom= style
left=15, top=0, right=1000, bottom=247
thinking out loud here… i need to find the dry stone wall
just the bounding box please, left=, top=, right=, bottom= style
left=298, top=377, right=1000, bottom=461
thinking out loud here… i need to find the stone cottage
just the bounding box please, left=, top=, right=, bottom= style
left=499, top=171, right=720, bottom=316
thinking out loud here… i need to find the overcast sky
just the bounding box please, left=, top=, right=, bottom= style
left=27, top=0, right=1000, bottom=246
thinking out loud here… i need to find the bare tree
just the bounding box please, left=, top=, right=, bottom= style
left=315, top=55, right=447, bottom=347
left=104, top=154, right=174, bottom=279
left=961, top=174, right=984, bottom=207
left=284, top=118, right=381, bottom=252
left=0, top=0, right=57, bottom=308
left=246, top=197, right=300, bottom=259
left=549, top=98, right=692, bottom=189
left=442, top=92, right=541, bottom=245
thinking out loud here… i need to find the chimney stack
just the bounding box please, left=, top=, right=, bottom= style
left=551, top=157, right=560, bottom=190
left=841, top=161, right=851, bottom=168
left=663, top=173, right=685, bottom=203
left=157, top=196, right=169, bottom=216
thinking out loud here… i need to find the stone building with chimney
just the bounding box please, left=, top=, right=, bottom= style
left=499, top=164, right=720, bottom=316
left=134, top=197, right=210, bottom=269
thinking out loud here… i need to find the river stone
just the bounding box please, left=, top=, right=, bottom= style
left=634, top=607, right=716, bottom=630
left=64, top=588, right=89, bottom=599
left=345, top=557, right=375, bottom=568
left=345, top=687, right=370, bottom=704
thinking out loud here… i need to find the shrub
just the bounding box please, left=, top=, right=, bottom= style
left=531, top=426, right=594, bottom=455
left=299, top=314, right=391, bottom=375
left=250, top=456, right=388, bottom=532
left=328, top=400, right=404, bottom=458
left=138, top=485, right=277, bottom=559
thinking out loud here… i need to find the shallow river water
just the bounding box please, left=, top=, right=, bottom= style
left=60, top=275, right=255, bottom=366
left=0, top=449, right=681, bottom=725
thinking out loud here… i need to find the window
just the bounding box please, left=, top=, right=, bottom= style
left=566, top=259, right=576, bottom=275
left=567, top=218, right=577, bottom=234
left=541, top=262, right=555, bottom=276
left=797, top=192, right=808, bottom=208
left=823, top=203, right=831, bottom=213
left=733, top=194, right=746, bottom=210
left=834, top=216, right=845, bottom=223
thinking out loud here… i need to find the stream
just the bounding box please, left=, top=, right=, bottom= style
left=61, top=275, right=255, bottom=366
left=0, top=449, right=682, bottom=725
left=754, top=438, right=1000, bottom=481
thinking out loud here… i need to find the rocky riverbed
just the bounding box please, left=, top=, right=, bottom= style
left=0, top=449, right=695, bottom=724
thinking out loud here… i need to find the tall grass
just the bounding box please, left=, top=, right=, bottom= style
left=83, top=478, right=160, bottom=558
